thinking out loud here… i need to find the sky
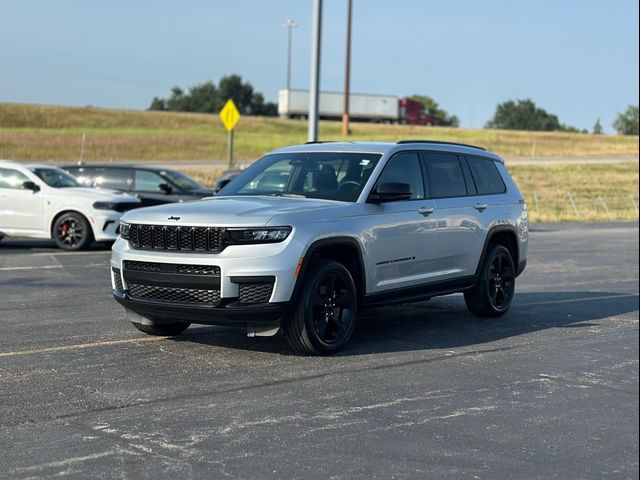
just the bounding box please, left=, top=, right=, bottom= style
left=1, top=0, right=638, bottom=132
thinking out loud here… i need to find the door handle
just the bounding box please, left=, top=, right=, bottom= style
left=418, top=207, right=435, bottom=216
left=473, top=203, right=488, bottom=211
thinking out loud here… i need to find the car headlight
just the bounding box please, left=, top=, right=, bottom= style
left=93, top=201, right=118, bottom=210
left=119, top=221, right=131, bottom=240
left=226, top=227, right=291, bottom=244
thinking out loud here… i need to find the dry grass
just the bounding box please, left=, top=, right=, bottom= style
left=179, top=162, right=639, bottom=224
left=508, top=162, right=639, bottom=222
left=1, top=103, right=638, bottom=161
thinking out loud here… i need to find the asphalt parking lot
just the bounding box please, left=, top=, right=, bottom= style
left=0, top=223, right=638, bottom=479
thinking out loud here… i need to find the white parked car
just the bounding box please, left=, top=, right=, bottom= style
left=0, top=160, right=141, bottom=250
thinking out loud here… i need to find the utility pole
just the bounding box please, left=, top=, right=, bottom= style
left=308, top=0, right=322, bottom=143
left=342, top=0, right=353, bottom=137
left=282, top=19, right=297, bottom=92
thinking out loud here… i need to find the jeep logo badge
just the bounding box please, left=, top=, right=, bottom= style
left=168, top=216, right=181, bottom=221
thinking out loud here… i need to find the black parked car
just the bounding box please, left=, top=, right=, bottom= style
left=62, top=164, right=214, bottom=207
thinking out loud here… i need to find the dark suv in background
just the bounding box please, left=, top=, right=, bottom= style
left=62, top=164, right=213, bottom=207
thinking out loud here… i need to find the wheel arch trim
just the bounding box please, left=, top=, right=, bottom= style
left=290, top=236, right=367, bottom=305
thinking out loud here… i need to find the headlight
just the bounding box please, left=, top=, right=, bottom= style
left=119, top=221, right=131, bottom=240
left=93, top=201, right=118, bottom=210
left=226, top=227, right=291, bottom=244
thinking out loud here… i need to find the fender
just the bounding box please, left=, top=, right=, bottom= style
left=288, top=236, right=367, bottom=306
left=49, top=208, right=97, bottom=239
left=474, top=224, right=521, bottom=277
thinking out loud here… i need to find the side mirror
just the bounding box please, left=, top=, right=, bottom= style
left=369, top=182, right=412, bottom=203
left=22, top=181, right=41, bottom=192
left=158, top=183, right=173, bottom=194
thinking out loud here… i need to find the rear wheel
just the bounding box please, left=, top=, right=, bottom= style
left=53, top=212, right=93, bottom=251
left=132, top=322, right=190, bottom=336
left=464, top=244, right=515, bottom=317
left=283, top=259, right=358, bottom=355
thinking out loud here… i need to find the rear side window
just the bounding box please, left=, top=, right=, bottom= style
left=422, top=153, right=467, bottom=198
left=93, top=168, right=133, bottom=190
left=65, top=167, right=96, bottom=186
left=466, top=156, right=506, bottom=195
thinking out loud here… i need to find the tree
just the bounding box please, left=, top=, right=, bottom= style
left=149, top=97, right=166, bottom=111
left=485, top=98, right=573, bottom=131
left=408, top=95, right=459, bottom=127
left=593, top=118, right=604, bottom=135
left=149, top=75, right=277, bottom=116
left=613, top=105, right=639, bottom=135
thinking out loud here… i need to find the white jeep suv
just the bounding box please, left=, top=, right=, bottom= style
left=0, top=160, right=140, bottom=250
left=111, top=141, right=528, bottom=354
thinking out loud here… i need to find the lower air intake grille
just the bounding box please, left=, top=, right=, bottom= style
left=128, top=284, right=220, bottom=305
left=238, top=283, right=274, bottom=304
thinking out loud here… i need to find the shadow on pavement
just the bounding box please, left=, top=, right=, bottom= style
left=0, top=239, right=111, bottom=253
left=173, top=290, right=639, bottom=356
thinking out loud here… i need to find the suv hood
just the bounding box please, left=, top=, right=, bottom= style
left=121, top=195, right=344, bottom=226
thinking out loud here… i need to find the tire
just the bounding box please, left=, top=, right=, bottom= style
left=52, top=212, right=93, bottom=251
left=464, top=244, right=516, bottom=317
left=132, top=322, right=191, bottom=336
left=283, top=259, right=358, bottom=355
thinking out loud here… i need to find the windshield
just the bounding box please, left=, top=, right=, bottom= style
left=218, top=152, right=382, bottom=202
left=31, top=168, right=80, bottom=188
left=160, top=170, right=205, bottom=190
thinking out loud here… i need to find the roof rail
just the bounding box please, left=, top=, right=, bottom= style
left=304, top=140, right=355, bottom=144
left=396, top=140, right=487, bottom=151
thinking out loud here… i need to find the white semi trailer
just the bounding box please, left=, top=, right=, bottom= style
left=278, top=89, right=399, bottom=122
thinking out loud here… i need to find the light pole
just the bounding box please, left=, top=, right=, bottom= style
left=342, top=0, right=353, bottom=137
left=308, top=0, right=322, bottom=142
left=282, top=19, right=297, bottom=92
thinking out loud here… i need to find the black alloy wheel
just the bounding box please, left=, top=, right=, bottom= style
left=464, top=244, right=515, bottom=317
left=284, top=259, right=358, bottom=355
left=486, top=249, right=515, bottom=311
left=53, top=212, right=93, bottom=251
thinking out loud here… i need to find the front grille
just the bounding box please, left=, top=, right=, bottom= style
left=128, top=224, right=224, bottom=253
left=112, top=268, right=124, bottom=291
left=239, top=283, right=274, bottom=304
left=123, top=261, right=220, bottom=276
left=128, top=284, right=220, bottom=305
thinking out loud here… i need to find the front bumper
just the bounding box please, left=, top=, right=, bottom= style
left=90, top=211, right=124, bottom=241
left=110, top=234, right=304, bottom=325
left=113, top=290, right=288, bottom=325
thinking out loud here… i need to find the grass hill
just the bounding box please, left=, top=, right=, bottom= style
left=1, top=103, right=637, bottom=162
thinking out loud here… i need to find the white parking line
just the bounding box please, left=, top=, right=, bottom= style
left=0, top=262, right=108, bottom=271
left=515, top=293, right=638, bottom=307
left=0, top=336, right=168, bottom=358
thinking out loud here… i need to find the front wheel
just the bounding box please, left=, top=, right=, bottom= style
left=464, top=245, right=516, bottom=317
left=132, top=322, right=191, bottom=336
left=283, top=259, right=358, bottom=355
left=53, top=212, right=93, bottom=251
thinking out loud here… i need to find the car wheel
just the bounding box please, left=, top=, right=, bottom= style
left=464, top=244, right=515, bottom=317
left=132, top=322, right=191, bottom=336
left=53, top=212, right=93, bottom=251
left=283, top=259, right=358, bottom=355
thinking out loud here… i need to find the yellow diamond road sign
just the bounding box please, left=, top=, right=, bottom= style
left=220, top=99, right=240, bottom=132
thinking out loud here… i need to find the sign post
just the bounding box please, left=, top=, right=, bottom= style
left=219, top=99, right=240, bottom=169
